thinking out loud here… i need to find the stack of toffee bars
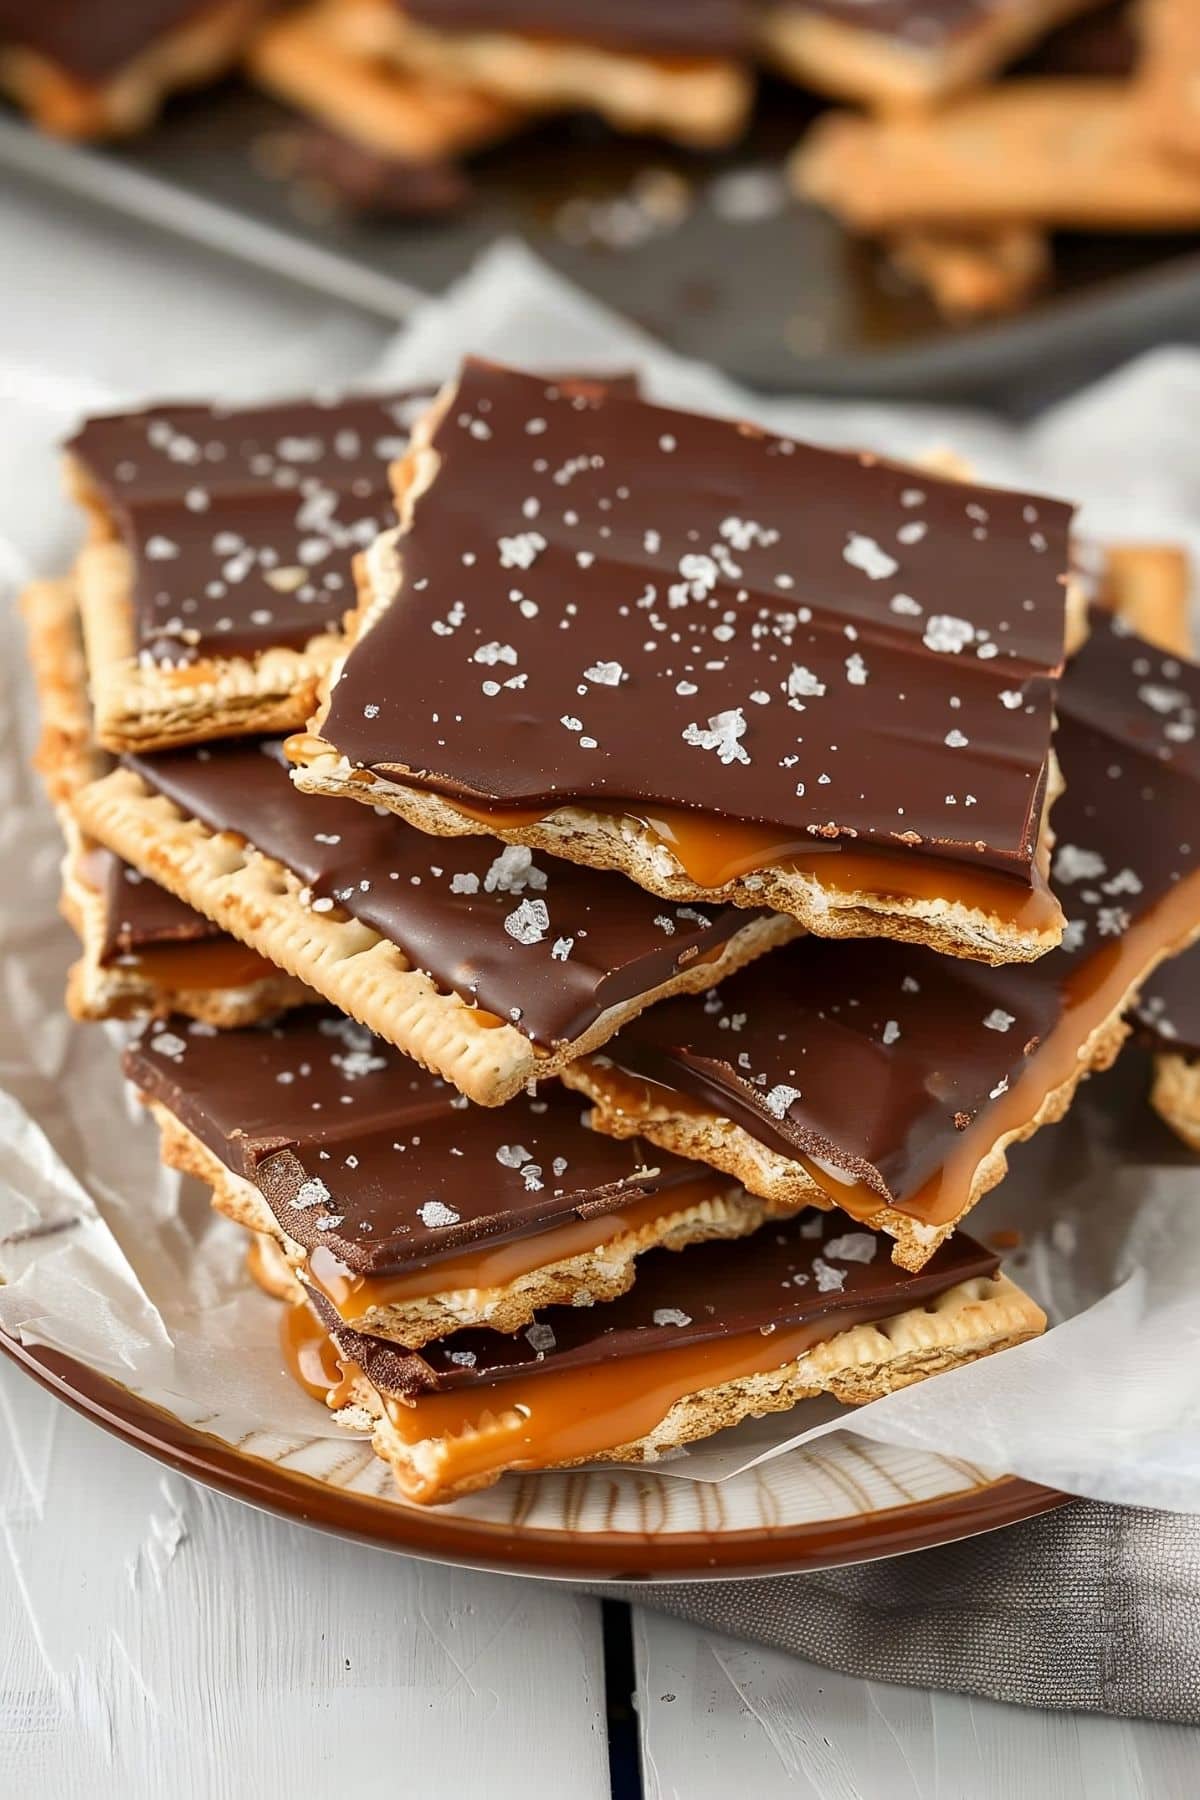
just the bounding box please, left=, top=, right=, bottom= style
left=23, top=361, right=1200, bottom=1506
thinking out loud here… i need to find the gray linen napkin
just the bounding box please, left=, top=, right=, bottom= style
left=596, top=1504, right=1200, bottom=1723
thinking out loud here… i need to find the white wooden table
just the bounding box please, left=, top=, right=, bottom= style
left=1, top=166, right=1196, bottom=1799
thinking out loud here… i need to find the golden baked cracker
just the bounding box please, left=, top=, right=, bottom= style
left=1139, top=0, right=1200, bottom=166
left=759, top=0, right=1105, bottom=110
left=322, top=0, right=752, bottom=147
left=1098, top=544, right=1194, bottom=660
left=886, top=226, right=1051, bottom=323
left=73, top=763, right=799, bottom=1105
left=793, top=82, right=1200, bottom=232
left=19, top=577, right=101, bottom=804
left=1149, top=1053, right=1200, bottom=1151
left=0, top=0, right=263, bottom=139
left=76, top=538, right=347, bottom=754
left=245, top=5, right=525, bottom=161
left=372, top=1271, right=1046, bottom=1503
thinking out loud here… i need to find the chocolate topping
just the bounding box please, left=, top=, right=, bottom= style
left=797, top=0, right=1049, bottom=52
left=0, top=0, right=217, bottom=80
left=125, top=737, right=767, bottom=1046
left=1133, top=951, right=1200, bottom=1059
left=317, top=1206, right=1001, bottom=1397
left=596, top=613, right=1200, bottom=1208
left=68, top=391, right=434, bottom=667
left=401, top=0, right=753, bottom=57
left=123, top=1008, right=717, bottom=1275
left=324, top=361, right=1071, bottom=886
left=94, top=848, right=222, bottom=964
left=1019, top=2, right=1138, bottom=78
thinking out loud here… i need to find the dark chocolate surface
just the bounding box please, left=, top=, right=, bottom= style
left=596, top=612, right=1200, bottom=1207
left=68, top=390, right=432, bottom=666
left=95, top=847, right=223, bottom=963
left=124, top=1008, right=719, bottom=1275
left=1133, top=950, right=1200, bottom=1059
left=324, top=361, right=1072, bottom=884
left=126, top=737, right=767, bottom=1046
left=402, top=0, right=753, bottom=56
left=796, top=0, right=1049, bottom=52
left=0, top=0, right=217, bottom=80
left=320, top=1205, right=1001, bottom=1396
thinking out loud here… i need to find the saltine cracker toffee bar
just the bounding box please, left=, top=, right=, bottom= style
left=293, top=360, right=1075, bottom=966
left=0, top=0, right=263, bottom=137
left=259, top=1208, right=1043, bottom=1504
left=124, top=1008, right=784, bottom=1345
left=72, top=733, right=796, bottom=1105
left=320, top=0, right=754, bottom=147
left=22, top=577, right=308, bottom=1027
left=566, top=611, right=1200, bottom=1269
left=1134, top=957, right=1200, bottom=1152
left=246, top=2, right=526, bottom=170
left=65, top=389, right=437, bottom=753
left=759, top=0, right=1110, bottom=109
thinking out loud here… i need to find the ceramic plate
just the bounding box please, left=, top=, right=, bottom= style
left=0, top=1331, right=1064, bottom=1581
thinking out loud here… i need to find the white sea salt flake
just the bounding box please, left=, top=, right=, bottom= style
left=653, top=1308, right=692, bottom=1328
left=551, top=936, right=574, bottom=961
left=584, top=660, right=623, bottom=686
left=149, top=1030, right=187, bottom=1061
left=526, top=1322, right=556, bottom=1353
left=787, top=664, right=826, bottom=701
left=882, top=1019, right=901, bottom=1045
left=418, top=1200, right=460, bottom=1228
left=924, top=615, right=975, bottom=654
left=1053, top=844, right=1106, bottom=884
left=824, top=1233, right=876, bottom=1264
left=292, top=1178, right=331, bottom=1211
left=845, top=653, right=868, bottom=686
left=484, top=846, right=547, bottom=895
left=944, top=729, right=969, bottom=748
left=682, top=707, right=751, bottom=766
left=473, top=641, right=518, bottom=666
left=812, top=1258, right=846, bottom=1293
left=496, top=1144, right=531, bottom=1168
left=505, top=898, right=550, bottom=944
left=499, top=531, right=546, bottom=570
left=450, top=872, right=480, bottom=894
left=984, top=1009, right=1016, bottom=1032
left=843, top=533, right=898, bottom=580
left=764, top=1083, right=802, bottom=1118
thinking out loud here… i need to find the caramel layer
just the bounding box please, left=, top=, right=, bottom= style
left=112, top=937, right=281, bottom=991
left=305, top=1176, right=729, bottom=1321
left=279, top=1294, right=364, bottom=1413
left=597, top=863, right=1200, bottom=1230
left=447, top=795, right=1061, bottom=934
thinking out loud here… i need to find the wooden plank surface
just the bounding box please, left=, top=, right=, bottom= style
left=633, top=1608, right=1199, bottom=1800
left=0, top=1362, right=611, bottom=1800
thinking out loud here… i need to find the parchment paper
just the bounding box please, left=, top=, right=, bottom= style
left=2, top=241, right=1199, bottom=1508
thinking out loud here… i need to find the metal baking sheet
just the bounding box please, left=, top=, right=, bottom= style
left=2, top=75, right=1199, bottom=407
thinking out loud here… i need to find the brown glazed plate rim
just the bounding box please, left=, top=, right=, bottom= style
left=0, top=1327, right=1068, bottom=1581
